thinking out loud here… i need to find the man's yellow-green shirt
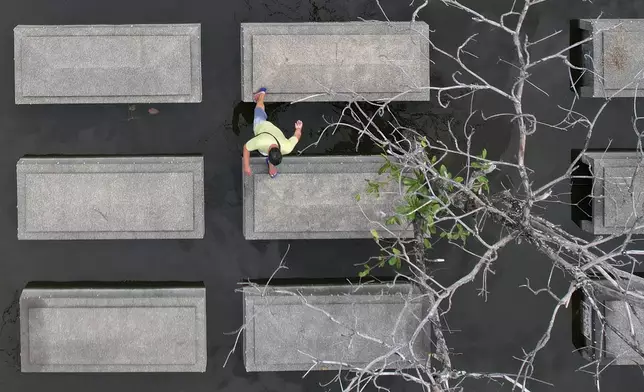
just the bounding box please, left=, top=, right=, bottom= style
left=246, top=121, right=298, bottom=155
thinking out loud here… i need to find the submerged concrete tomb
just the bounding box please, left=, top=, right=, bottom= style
left=20, top=284, right=207, bottom=372
left=17, top=156, right=204, bottom=240
left=574, top=277, right=644, bottom=365
left=579, top=152, right=644, bottom=235
left=575, top=19, right=644, bottom=97
left=243, top=283, right=429, bottom=372
left=242, top=156, right=413, bottom=240
left=14, top=24, right=202, bottom=104
left=241, top=22, right=430, bottom=102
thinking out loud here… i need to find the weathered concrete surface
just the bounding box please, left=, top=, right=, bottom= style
left=604, top=299, right=644, bottom=365
left=242, top=156, right=413, bottom=240
left=20, top=284, right=207, bottom=372
left=575, top=277, right=644, bottom=365
left=579, top=152, right=644, bottom=235
left=241, top=22, right=430, bottom=102
left=14, top=24, right=202, bottom=104
left=242, top=283, right=429, bottom=372
left=17, top=156, right=204, bottom=240
left=576, top=19, right=644, bottom=97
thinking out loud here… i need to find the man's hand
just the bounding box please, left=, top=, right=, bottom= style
left=294, top=120, right=303, bottom=140
left=244, top=165, right=252, bottom=176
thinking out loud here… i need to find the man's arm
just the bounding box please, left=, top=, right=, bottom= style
left=244, top=136, right=262, bottom=175
left=242, top=144, right=252, bottom=176
left=282, top=120, right=304, bottom=155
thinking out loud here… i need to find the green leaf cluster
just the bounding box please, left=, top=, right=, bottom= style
left=357, top=148, right=493, bottom=278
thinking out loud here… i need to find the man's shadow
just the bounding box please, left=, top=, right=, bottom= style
left=231, top=101, right=287, bottom=136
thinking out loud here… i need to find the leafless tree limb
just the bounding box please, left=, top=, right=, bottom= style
left=230, top=1, right=644, bottom=390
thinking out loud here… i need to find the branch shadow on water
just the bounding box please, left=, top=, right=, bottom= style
left=570, top=148, right=593, bottom=229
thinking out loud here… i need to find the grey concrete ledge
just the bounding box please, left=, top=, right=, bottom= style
left=15, top=24, right=202, bottom=104
left=243, top=283, right=429, bottom=372
left=241, top=22, right=430, bottom=102
left=576, top=19, right=644, bottom=98
left=579, top=151, right=644, bottom=234
left=20, top=285, right=207, bottom=372
left=242, top=155, right=413, bottom=240
left=17, top=156, right=205, bottom=240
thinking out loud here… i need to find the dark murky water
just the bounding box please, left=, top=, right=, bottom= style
left=1, top=1, right=644, bottom=391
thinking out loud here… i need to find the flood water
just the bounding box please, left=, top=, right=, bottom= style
left=1, top=0, right=644, bottom=391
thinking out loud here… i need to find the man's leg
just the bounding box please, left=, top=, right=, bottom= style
left=252, top=90, right=268, bottom=133
left=252, top=89, right=277, bottom=177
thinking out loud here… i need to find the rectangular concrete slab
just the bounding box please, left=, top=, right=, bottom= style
left=14, top=24, right=202, bottom=104
left=20, top=284, right=207, bottom=372
left=243, top=283, right=429, bottom=372
left=579, top=277, right=644, bottom=365
left=604, top=299, right=644, bottom=365
left=17, top=156, right=204, bottom=240
left=577, top=19, right=644, bottom=97
left=243, top=156, right=413, bottom=240
left=580, top=152, right=644, bottom=235
left=241, top=22, right=430, bottom=102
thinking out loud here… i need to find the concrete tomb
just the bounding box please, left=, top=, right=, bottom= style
left=14, top=24, right=202, bottom=104
left=242, top=156, right=413, bottom=240
left=17, top=156, right=204, bottom=240
left=577, top=152, right=644, bottom=235
left=241, top=22, right=430, bottom=102
left=575, top=19, right=644, bottom=97
left=573, top=277, right=644, bottom=365
left=20, top=283, right=207, bottom=372
left=242, top=283, right=429, bottom=372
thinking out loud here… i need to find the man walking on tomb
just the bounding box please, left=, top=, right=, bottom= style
left=242, top=88, right=303, bottom=178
